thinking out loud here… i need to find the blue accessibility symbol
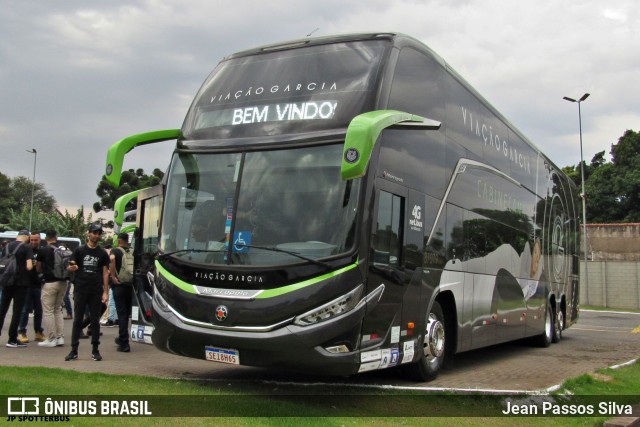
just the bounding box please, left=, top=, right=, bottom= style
left=233, top=231, right=252, bottom=253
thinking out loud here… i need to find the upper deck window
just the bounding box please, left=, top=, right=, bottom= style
left=182, top=40, right=389, bottom=139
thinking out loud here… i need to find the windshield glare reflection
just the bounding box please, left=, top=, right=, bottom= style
left=160, top=144, right=359, bottom=266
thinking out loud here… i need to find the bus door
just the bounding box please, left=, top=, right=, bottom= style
left=361, top=180, right=423, bottom=358
left=130, top=185, right=163, bottom=344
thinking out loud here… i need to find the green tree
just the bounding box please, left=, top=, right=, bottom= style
left=585, top=163, right=623, bottom=223
left=565, top=129, right=640, bottom=224
left=0, top=174, right=57, bottom=227
left=562, top=150, right=605, bottom=191
left=93, top=168, right=163, bottom=214
left=4, top=206, right=91, bottom=240
left=609, top=130, right=640, bottom=222
left=0, top=172, right=12, bottom=223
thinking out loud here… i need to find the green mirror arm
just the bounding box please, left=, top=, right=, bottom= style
left=113, top=189, right=147, bottom=227
left=341, top=110, right=440, bottom=180
left=105, top=129, right=180, bottom=187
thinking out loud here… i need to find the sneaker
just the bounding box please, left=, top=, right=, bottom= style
left=18, top=333, right=29, bottom=344
left=104, top=320, right=116, bottom=327
left=79, top=331, right=89, bottom=339
left=91, top=351, right=102, bottom=361
left=117, top=344, right=131, bottom=353
left=38, top=338, right=57, bottom=348
left=65, top=351, right=78, bottom=361
left=64, top=314, right=73, bottom=320
left=56, top=337, right=65, bottom=346
left=6, top=341, right=27, bottom=348
left=35, top=331, right=46, bottom=342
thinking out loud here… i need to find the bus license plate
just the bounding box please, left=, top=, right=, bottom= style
left=205, top=346, right=240, bottom=365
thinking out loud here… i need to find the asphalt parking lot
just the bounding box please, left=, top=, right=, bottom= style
left=0, top=309, right=638, bottom=392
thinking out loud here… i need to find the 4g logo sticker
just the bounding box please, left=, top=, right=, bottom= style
left=409, top=204, right=423, bottom=231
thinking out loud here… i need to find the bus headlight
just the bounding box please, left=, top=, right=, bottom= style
left=152, top=276, right=171, bottom=312
left=293, top=284, right=363, bottom=326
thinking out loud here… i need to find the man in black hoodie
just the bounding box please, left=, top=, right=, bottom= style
left=65, top=223, right=109, bottom=362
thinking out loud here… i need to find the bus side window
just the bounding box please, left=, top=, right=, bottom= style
left=372, top=191, right=403, bottom=267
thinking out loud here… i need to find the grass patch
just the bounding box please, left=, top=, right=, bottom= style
left=0, top=361, right=638, bottom=426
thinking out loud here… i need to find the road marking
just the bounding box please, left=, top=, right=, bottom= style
left=572, top=327, right=632, bottom=333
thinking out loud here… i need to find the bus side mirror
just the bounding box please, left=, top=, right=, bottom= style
left=106, top=129, right=180, bottom=187
left=341, top=110, right=440, bottom=181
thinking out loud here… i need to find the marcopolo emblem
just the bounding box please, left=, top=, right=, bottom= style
left=215, top=305, right=229, bottom=322
left=344, top=148, right=359, bottom=163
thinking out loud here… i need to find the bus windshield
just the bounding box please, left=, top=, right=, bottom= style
left=181, top=40, right=388, bottom=139
left=160, top=144, right=360, bottom=266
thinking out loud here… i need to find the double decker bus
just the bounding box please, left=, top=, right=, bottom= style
left=105, top=33, right=579, bottom=380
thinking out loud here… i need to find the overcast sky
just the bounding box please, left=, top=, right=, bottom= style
left=1, top=0, right=638, bottom=216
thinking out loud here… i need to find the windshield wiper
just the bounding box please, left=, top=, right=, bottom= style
left=158, top=246, right=332, bottom=270
left=157, top=248, right=225, bottom=261
left=233, top=244, right=332, bottom=269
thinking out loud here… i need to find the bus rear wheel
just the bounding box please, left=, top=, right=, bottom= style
left=406, top=301, right=446, bottom=381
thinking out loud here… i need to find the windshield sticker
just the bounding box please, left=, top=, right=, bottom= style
left=233, top=231, right=252, bottom=253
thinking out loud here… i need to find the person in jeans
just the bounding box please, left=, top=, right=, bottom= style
left=17, top=231, right=45, bottom=343
left=0, top=230, right=34, bottom=348
left=63, top=285, right=73, bottom=319
left=109, top=232, right=133, bottom=353
left=37, top=230, right=69, bottom=348
left=65, top=223, right=109, bottom=361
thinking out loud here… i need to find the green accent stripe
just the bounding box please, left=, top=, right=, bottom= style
left=156, top=261, right=197, bottom=294
left=155, top=260, right=359, bottom=299
left=256, top=262, right=358, bottom=298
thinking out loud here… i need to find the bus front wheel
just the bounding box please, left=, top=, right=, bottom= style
left=552, top=307, right=563, bottom=343
left=534, top=304, right=553, bottom=348
left=406, top=301, right=446, bottom=381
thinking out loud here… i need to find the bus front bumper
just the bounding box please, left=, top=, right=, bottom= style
left=151, top=298, right=366, bottom=377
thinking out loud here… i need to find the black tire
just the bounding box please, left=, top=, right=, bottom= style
left=534, top=304, right=553, bottom=348
left=552, top=307, right=563, bottom=343
left=405, top=301, right=446, bottom=381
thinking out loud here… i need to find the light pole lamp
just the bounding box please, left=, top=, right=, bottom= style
left=26, top=148, right=37, bottom=232
left=563, top=93, right=589, bottom=305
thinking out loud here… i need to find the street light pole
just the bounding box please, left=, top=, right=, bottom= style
left=26, top=148, right=37, bottom=232
left=563, top=93, right=590, bottom=305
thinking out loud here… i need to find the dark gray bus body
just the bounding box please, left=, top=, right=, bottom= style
left=128, top=33, right=578, bottom=379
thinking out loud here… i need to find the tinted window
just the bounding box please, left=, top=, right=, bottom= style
left=373, top=191, right=403, bottom=267
left=388, top=47, right=443, bottom=119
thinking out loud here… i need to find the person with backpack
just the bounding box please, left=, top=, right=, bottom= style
left=37, top=230, right=70, bottom=348
left=0, top=230, right=34, bottom=348
left=65, top=223, right=110, bottom=362
left=109, top=232, right=133, bottom=353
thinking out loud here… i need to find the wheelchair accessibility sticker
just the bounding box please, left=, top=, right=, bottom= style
left=233, top=231, right=252, bottom=252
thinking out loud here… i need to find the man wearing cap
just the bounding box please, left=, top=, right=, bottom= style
left=65, top=223, right=110, bottom=361
left=0, top=230, right=34, bottom=348
left=109, top=232, right=133, bottom=353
